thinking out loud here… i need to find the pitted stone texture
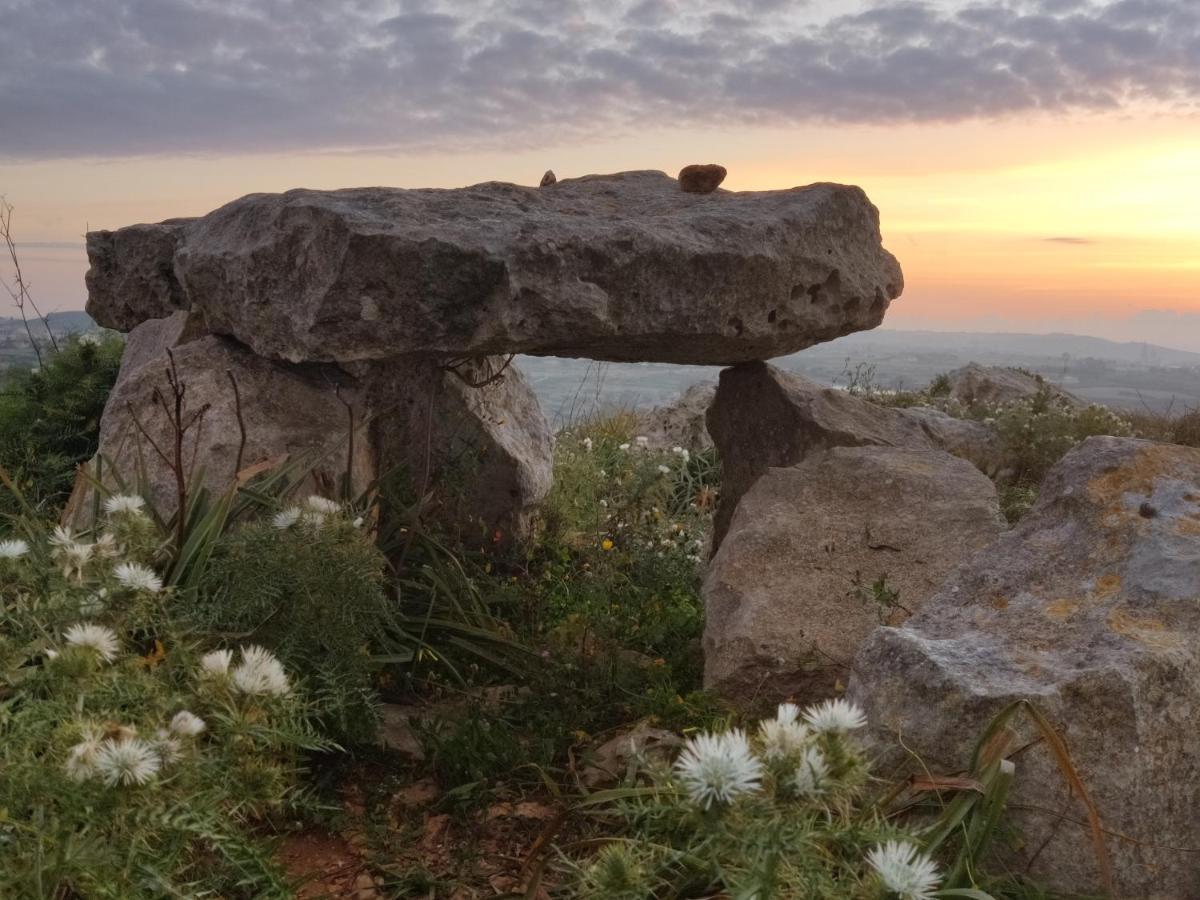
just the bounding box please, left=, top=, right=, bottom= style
left=703, top=446, right=1002, bottom=712
left=365, top=356, right=553, bottom=545
left=85, top=170, right=903, bottom=365
left=849, top=437, right=1200, bottom=899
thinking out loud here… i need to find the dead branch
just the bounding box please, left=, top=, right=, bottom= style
left=0, top=197, right=60, bottom=366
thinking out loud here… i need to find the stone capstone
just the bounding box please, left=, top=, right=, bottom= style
left=85, top=170, right=903, bottom=365
left=703, top=446, right=1003, bottom=711
left=849, top=436, right=1200, bottom=899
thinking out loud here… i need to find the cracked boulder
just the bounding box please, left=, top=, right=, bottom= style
left=849, top=436, right=1200, bottom=898
left=84, top=171, right=903, bottom=365
left=703, top=445, right=1002, bottom=711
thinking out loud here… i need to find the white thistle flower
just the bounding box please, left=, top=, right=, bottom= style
left=0, top=538, right=29, bottom=559
left=49, top=525, right=75, bottom=548
left=231, top=644, right=291, bottom=696
left=673, top=729, right=763, bottom=809
left=759, top=716, right=811, bottom=760
left=199, top=648, right=234, bottom=677
left=94, top=737, right=161, bottom=786
left=65, top=734, right=104, bottom=781
left=63, top=623, right=120, bottom=662
left=114, top=561, right=163, bottom=594
left=272, top=506, right=302, bottom=529
left=304, top=495, right=341, bottom=516
left=93, top=532, right=121, bottom=558
left=866, top=840, right=942, bottom=900
left=169, top=710, right=206, bottom=737
left=802, top=698, right=867, bottom=733
left=792, top=746, right=830, bottom=797
left=657, top=465, right=671, bottom=475
left=634, top=436, right=649, bottom=447
left=618, top=443, right=630, bottom=451
left=58, top=541, right=94, bottom=581
left=775, top=702, right=801, bottom=726
left=154, top=729, right=184, bottom=765
left=103, top=494, right=146, bottom=516
left=582, top=437, right=593, bottom=451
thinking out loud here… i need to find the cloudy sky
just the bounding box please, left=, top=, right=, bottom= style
left=3, top=0, right=1199, bottom=346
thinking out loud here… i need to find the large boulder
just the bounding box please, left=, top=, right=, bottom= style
left=707, top=363, right=937, bottom=548
left=850, top=436, right=1200, bottom=898
left=946, top=363, right=1082, bottom=408
left=363, top=355, right=554, bottom=545
left=703, top=446, right=1003, bottom=711
left=64, top=318, right=376, bottom=524
left=633, top=382, right=716, bottom=452
left=84, top=171, right=903, bottom=365
left=65, top=319, right=553, bottom=542
left=895, top=405, right=1005, bottom=477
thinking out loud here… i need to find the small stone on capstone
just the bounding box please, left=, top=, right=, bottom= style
left=679, top=164, right=727, bottom=193
left=540, top=170, right=556, bottom=187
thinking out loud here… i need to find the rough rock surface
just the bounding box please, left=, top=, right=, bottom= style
left=64, top=320, right=553, bottom=542
left=65, top=323, right=375, bottom=524
left=363, top=355, right=554, bottom=544
left=85, top=171, right=903, bottom=365
left=947, top=362, right=1082, bottom=408
left=895, top=405, right=1004, bottom=477
left=849, top=436, right=1200, bottom=898
left=678, top=163, right=727, bottom=193
left=539, top=169, right=556, bottom=187
left=633, top=382, right=716, bottom=451
left=707, top=363, right=936, bottom=548
left=704, top=446, right=1003, bottom=711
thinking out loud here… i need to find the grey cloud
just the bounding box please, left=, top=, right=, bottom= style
left=0, top=0, right=1197, bottom=159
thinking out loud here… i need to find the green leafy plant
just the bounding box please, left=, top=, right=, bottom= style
left=0, top=334, right=123, bottom=523
left=0, top=499, right=332, bottom=899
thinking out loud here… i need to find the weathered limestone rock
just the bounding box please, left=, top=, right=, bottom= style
left=539, top=169, right=556, bottom=187
left=85, top=171, right=903, bottom=365
left=849, top=436, right=1200, bottom=898
left=947, top=362, right=1082, bottom=408
left=678, top=163, right=727, bottom=193
left=895, top=405, right=1005, bottom=477
left=364, top=356, right=554, bottom=544
left=65, top=322, right=375, bottom=524
left=633, top=382, right=716, bottom=452
left=704, top=446, right=1003, bottom=711
left=64, top=321, right=552, bottom=543
left=707, top=363, right=937, bottom=548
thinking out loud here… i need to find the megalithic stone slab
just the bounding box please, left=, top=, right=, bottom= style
left=84, top=170, right=903, bottom=365
left=849, top=437, right=1200, bottom=898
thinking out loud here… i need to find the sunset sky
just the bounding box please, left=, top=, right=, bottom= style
left=3, top=0, right=1198, bottom=348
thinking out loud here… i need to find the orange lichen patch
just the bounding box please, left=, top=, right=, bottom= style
left=1091, top=573, right=1122, bottom=602
left=1087, top=445, right=1200, bottom=521
left=1177, top=518, right=1200, bottom=537
left=1045, top=598, right=1081, bottom=622
left=990, top=595, right=1009, bottom=610
left=1107, top=608, right=1186, bottom=652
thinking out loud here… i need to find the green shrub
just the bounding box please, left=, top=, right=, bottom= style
left=0, top=500, right=330, bottom=899
left=0, top=334, right=123, bottom=523
left=191, top=496, right=392, bottom=744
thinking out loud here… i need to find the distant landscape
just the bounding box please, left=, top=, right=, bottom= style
left=6, top=311, right=1200, bottom=421
left=521, top=328, right=1200, bottom=422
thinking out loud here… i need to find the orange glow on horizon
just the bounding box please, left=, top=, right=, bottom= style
left=5, top=110, right=1198, bottom=334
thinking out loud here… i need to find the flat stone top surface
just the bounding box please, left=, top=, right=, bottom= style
left=86, top=170, right=903, bottom=365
